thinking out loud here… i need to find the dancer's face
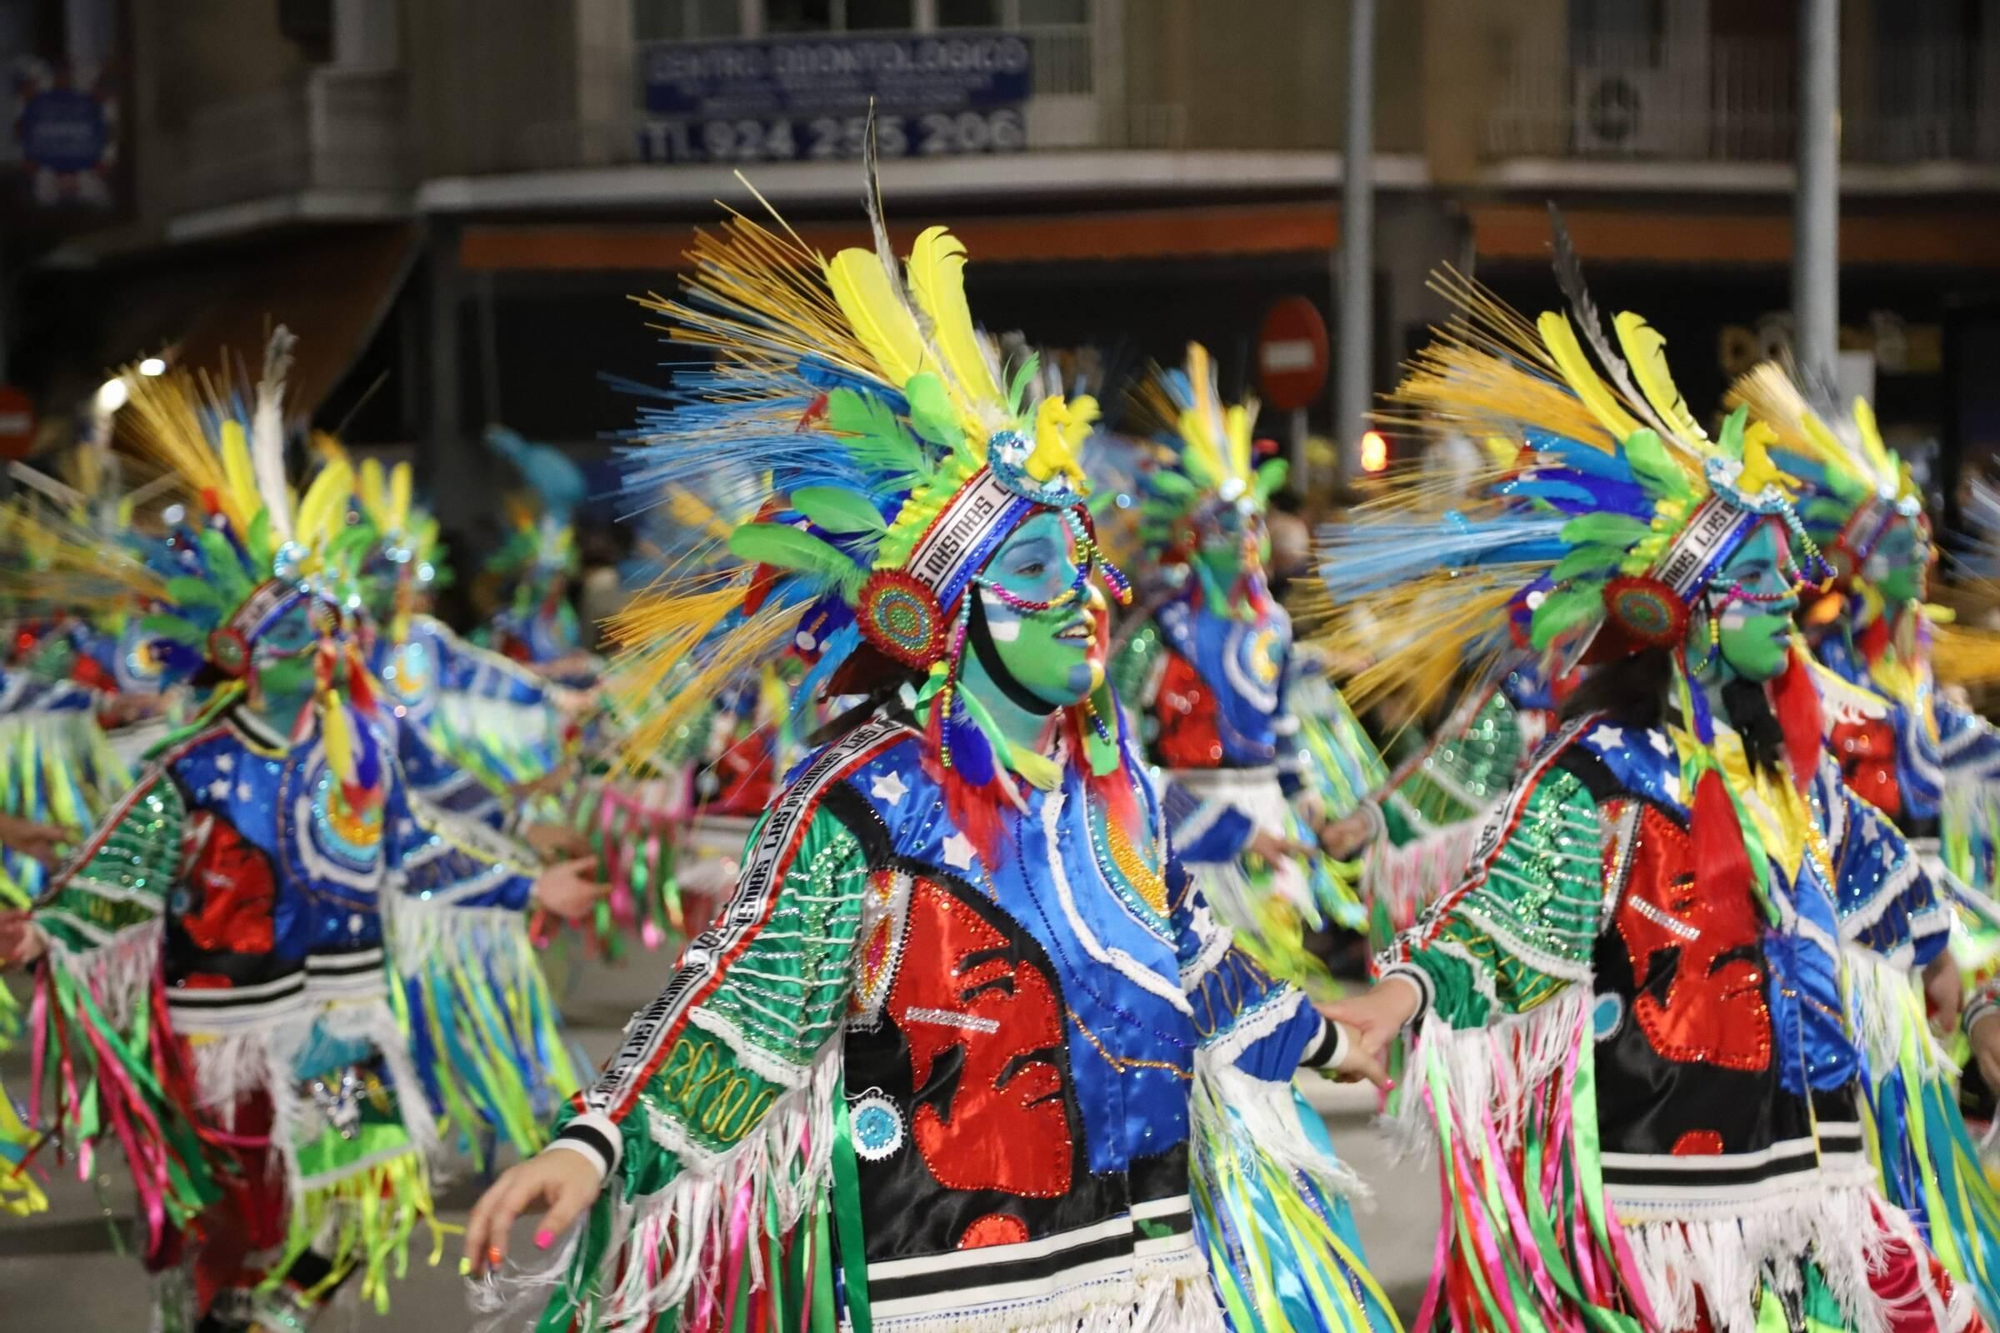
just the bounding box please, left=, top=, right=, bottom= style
left=249, top=600, right=322, bottom=730
left=977, top=511, right=1108, bottom=707
left=1707, top=519, right=1798, bottom=684
left=1866, top=514, right=1927, bottom=608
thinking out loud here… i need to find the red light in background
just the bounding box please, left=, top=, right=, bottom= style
left=1359, top=430, right=1389, bottom=473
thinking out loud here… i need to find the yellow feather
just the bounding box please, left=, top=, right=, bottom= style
left=825, top=248, right=933, bottom=396
left=1612, top=312, right=1705, bottom=441
left=321, top=694, right=356, bottom=785
left=296, top=459, right=353, bottom=549
left=358, top=458, right=387, bottom=526
left=1223, top=403, right=1254, bottom=482
left=903, top=227, right=1003, bottom=406
left=218, top=421, right=259, bottom=534
left=389, top=462, right=412, bottom=532
left=1536, top=312, right=1644, bottom=444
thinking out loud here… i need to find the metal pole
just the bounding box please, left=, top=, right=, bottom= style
left=1336, top=0, right=1376, bottom=486
left=1793, top=0, right=1839, bottom=384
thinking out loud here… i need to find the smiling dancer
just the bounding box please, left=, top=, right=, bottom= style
left=460, top=168, right=1396, bottom=1333
left=1319, top=269, right=1978, bottom=1331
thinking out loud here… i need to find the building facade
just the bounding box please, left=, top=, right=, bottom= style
left=10, top=0, right=2000, bottom=539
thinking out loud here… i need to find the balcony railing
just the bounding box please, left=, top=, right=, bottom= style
left=1485, top=34, right=2000, bottom=165
left=171, top=67, right=408, bottom=214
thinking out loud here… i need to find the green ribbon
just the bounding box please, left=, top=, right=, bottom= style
left=829, top=1077, right=872, bottom=1333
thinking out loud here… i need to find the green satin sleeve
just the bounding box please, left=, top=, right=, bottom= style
left=1390, top=766, right=1603, bottom=1028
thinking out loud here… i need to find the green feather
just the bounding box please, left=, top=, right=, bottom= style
left=1150, top=471, right=1199, bottom=500
left=1559, top=513, right=1651, bottom=550
left=1253, top=457, right=1289, bottom=502
left=826, top=389, right=931, bottom=483
left=1006, top=354, right=1040, bottom=417
left=1621, top=429, right=1693, bottom=503
left=728, top=522, right=865, bottom=600
left=197, top=530, right=253, bottom=603
left=1714, top=404, right=1748, bottom=461
left=903, top=373, right=963, bottom=451
left=140, top=613, right=204, bottom=646
left=1551, top=544, right=1628, bottom=583
left=166, top=577, right=222, bottom=610
left=246, top=509, right=274, bottom=566
left=792, top=486, right=888, bottom=535
left=1529, top=579, right=1607, bottom=650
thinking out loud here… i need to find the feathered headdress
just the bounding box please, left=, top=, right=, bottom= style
left=1321, top=235, right=1830, bottom=935
left=608, top=159, right=1129, bottom=809
left=335, top=445, right=447, bottom=641
left=1123, top=343, right=1288, bottom=561
left=485, top=424, right=584, bottom=581
left=1726, top=362, right=1925, bottom=589
left=45, top=332, right=381, bottom=792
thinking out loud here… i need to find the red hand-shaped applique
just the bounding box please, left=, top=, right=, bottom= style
left=177, top=810, right=277, bottom=955
left=1614, top=804, right=1772, bottom=1072
left=889, top=877, right=1073, bottom=1197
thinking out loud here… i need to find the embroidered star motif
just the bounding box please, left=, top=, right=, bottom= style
left=1648, top=730, right=1673, bottom=756
left=1860, top=815, right=1880, bottom=845
left=236, top=782, right=253, bottom=802
left=870, top=772, right=909, bottom=806
left=1663, top=774, right=1683, bottom=804
left=216, top=754, right=235, bottom=773
left=941, top=832, right=976, bottom=871
left=1588, top=724, right=1625, bottom=752
left=206, top=777, right=231, bottom=801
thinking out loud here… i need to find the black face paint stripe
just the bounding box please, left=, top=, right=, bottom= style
left=966, top=587, right=1063, bottom=717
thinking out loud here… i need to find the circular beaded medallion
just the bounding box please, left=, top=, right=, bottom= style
left=849, top=1091, right=905, bottom=1161
left=1603, top=575, right=1689, bottom=648
left=858, top=569, right=947, bottom=668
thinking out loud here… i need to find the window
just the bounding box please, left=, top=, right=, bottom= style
left=635, top=0, right=745, bottom=40
left=936, top=0, right=999, bottom=26
left=636, top=0, right=1086, bottom=40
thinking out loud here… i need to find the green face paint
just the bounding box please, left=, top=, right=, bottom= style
left=1706, top=518, right=1798, bottom=684
left=1866, top=514, right=1927, bottom=608
left=975, top=511, right=1107, bottom=708
left=250, top=601, right=322, bottom=732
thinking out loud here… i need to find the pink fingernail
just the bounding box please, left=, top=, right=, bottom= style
left=535, top=1228, right=555, bottom=1249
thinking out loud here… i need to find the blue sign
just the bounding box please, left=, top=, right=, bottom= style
left=18, top=86, right=109, bottom=175
left=638, top=31, right=1032, bottom=164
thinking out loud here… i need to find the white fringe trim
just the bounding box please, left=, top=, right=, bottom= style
left=1192, top=1053, right=1364, bottom=1205
left=46, top=917, right=162, bottom=1031
left=877, top=1265, right=1224, bottom=1333
left=1624, top=1186, right=1972, bottom=1333
left=1387, top=984, right=1587, bottom=1162
left=1363, top=814, right=1492, bottom=934
left=1843, top=943, right=1954, bottom=1083
left=476, top=1040, right=841, bottom=1332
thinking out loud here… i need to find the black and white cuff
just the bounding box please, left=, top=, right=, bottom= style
left=1300, top=1016, right=1350, bottom=1070
left=1378, top=963, right=1432, bottom=1028
left=548, top=1111, right=622, bottom=1183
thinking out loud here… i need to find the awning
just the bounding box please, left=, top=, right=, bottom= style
left=458, top=202, right=1341, bottom=273
left=49, top=223, right=418, bottom=416
left=1470, top=204, right=2000, bottom=268
left=169, top=224, right=419, bottom=411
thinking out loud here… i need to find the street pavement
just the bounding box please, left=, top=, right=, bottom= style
left=0, top=962, right=1438, bottom=1329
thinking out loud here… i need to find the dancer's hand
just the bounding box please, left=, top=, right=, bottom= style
left=1245, top=829, right=1310, bottom=864
left=1926, top=952, right=1964, bottom=1035
left=1315, top=978, right=1421, bottom=1087
left=0, top=813, right=74, bottom=866
left=1972, top=1009, right=2000, bottom=1100
left=0, top=911, right=46, bottom=968
left=1317, top=810, right=1375, bottom=860
left=531, top=857, right=607, bottom=921
left=522, top=821, right=590, bottom=863
left=463, top=1149, right=601, bottom=1277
